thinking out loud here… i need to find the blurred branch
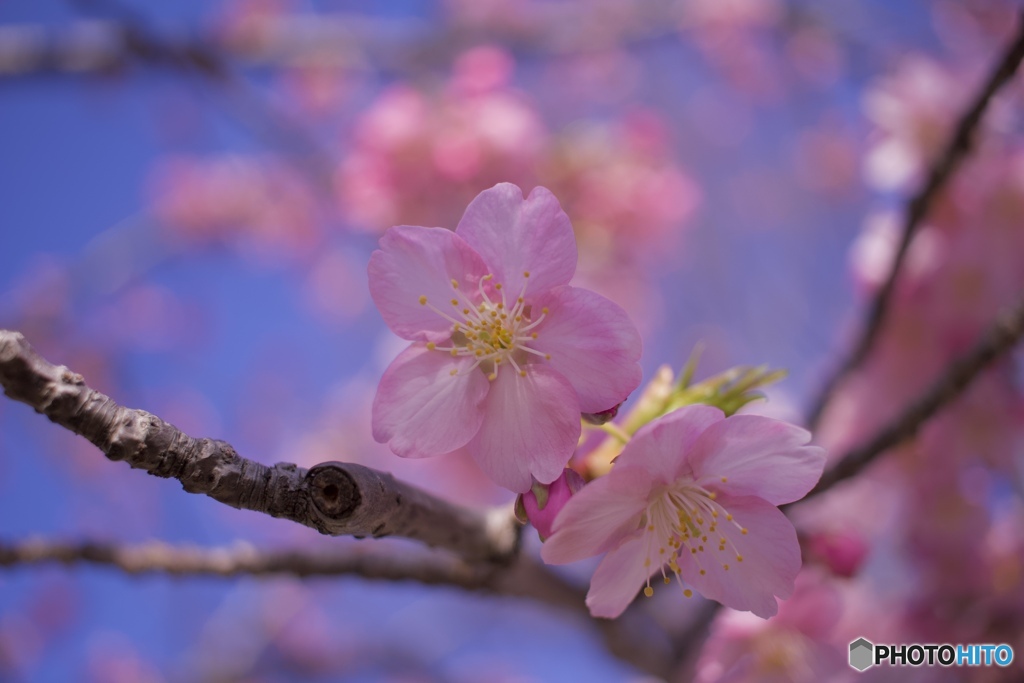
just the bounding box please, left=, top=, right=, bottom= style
left=668, top=601, right=722, bottom=680
left=0, top=329, right=517, bottom=563
left=0, top=2, right=679, bottom=78
left=0, top=537, right=490, bottom=583
left=806, top=12, right=1024, bottom=430
left=0, top=533, right=674, bottom=677
left=0, top=10, right=334, bottom=190
left=795, top=292, right=1024, bottom=505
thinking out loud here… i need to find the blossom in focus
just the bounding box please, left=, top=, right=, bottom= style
left=542, top=405, right=825, bottom=618
left=368, top=183, right=643, bottom=492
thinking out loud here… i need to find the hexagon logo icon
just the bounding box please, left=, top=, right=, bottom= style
left=849, top=637, right=874, bottom=671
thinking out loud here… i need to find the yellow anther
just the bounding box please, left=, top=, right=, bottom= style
left=418, top=295, right=428, bottom=305
left=463, top=308, right=471, bottom=315
left=647, top=525, right=655, bottom=531
left=483, top=274, right=494, bottom=280
left=450, top=349, right=458, bottom=356
left=736, top=555, right=743, bottom=562
left=643, top=558, right=651, bottom=567
left=659, top=548, right=665, bottom=555
left=451, top=279, right=459, bottom=289
left=741, top=528, right=749, bottom=535
left=725, top=514, right=733, bottom=521
left=663, top=577, right=671, bottom=585
left=542, top=307, right=549, bottom=314
left=519, top=370, right=527, bottom=377
left=721, top=476, right=728, bottom=483
left=544, top=354, right=551, bottom=360
left=683, top=589, right=693, bottom=598
left=531, top=332, right=538, bottom=339
left=488, top=372, right=497, bottom=381
left=523, top=271, right=531, bottom=278
left=495, top=283, right=502, bottom=290
left=451, top=299, right=459, bottom=306
left=709, top=492, right=718, bottom=501
left=723, top=564, right=730, bottom=571
left=700, top=569, right=706, bottom=576
left=426, top=342, right=436, bottom=350
left=643, top=586, right=654, bottom=598
left=449, top=369, right=458, bottom=376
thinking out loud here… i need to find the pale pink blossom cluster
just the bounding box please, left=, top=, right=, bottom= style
left=368, top=183, right=825, bottom=622
left=336, top=47, right=545, bottom=232
left=149, top=155, right=322, bottom=259
left=691, top=51, right=1024, bottom=678
left=809, top=51, right=1024, bottom=659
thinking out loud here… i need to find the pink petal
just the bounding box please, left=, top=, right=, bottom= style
left=614, top=405, right=725, bottom=484
left=372, top=344, right=489, bottom=458
left=676, top=495, right=801, bottom=619
left=586, top=534, right=655, bottom=619
left=541, top=466, right=652, bottom=564
left=368, top=225, right=489, bottom=342
left=466, top=363, right=581, bottom=493
left=529, top=286, right=643, bottom=413
left=690, top=415, right=826, bottom=505
left=455, top=183, right=577, bottom=296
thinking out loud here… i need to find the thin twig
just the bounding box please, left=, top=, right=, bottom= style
left=0, top=538, right=488, bottom=583
left=806, top=13, right=1024, bottom=430
left=0, top=535, right=674, bottom=677
left=24, top=1, right=335, bottom=191
left=794, top=293, right=1024, bottom=506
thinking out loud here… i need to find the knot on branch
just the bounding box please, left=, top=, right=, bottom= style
left=307, top=462, right=361, bottom=519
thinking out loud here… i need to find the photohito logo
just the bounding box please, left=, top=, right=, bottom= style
left=849, top=638, right=1014, bottom=671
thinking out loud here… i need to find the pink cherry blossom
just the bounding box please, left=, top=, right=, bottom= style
left=542, top=405, right=825, bottom=618
left=368, top=183, right=643, bottom=492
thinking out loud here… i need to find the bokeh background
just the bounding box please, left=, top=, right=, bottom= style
left=2, top=0, right=1024, bottom=681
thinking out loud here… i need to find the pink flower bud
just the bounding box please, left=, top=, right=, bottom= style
left=519, top=469, right=586, bottom=540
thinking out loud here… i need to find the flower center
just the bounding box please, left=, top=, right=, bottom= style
left=418, top=271, right=551, bottom=380
left=639, top=478, right=749, bottom=599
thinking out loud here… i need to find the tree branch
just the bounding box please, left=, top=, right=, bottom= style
left=0, top=537, right=488, bottom=583
left=806, top=12, right=1024, bottom=429
left=0, top=329, right=517, bottom=563
left=0, top=533, right=675, bottom=677
left=794, top=292, right=1024, bottom=505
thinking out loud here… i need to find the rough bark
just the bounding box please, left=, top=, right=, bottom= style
left=0, top=329, right=518, bottom=563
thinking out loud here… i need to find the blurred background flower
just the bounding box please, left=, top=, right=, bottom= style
left=3, top=0, right=1024, bottom=680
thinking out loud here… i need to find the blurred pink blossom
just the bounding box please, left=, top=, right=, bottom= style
left=149, top=155, right=322, bottom=261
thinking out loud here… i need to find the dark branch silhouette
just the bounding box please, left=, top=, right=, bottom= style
left=806, top=12, right=1024, bottom=430
left=795, top=292, right=1024, bottom=505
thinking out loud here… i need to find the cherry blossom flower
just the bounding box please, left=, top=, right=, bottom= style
left=368, top=182, right=642, bottom=492
left=542, top=405, right=825, bottom=618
